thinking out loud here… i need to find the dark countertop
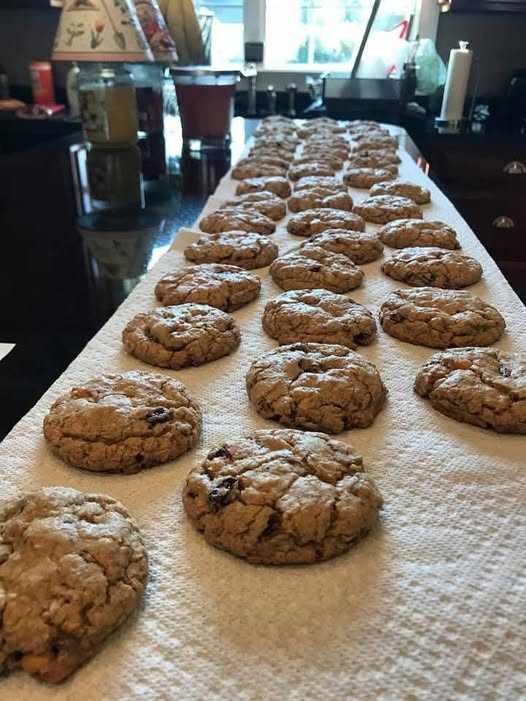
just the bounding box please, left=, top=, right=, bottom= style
left=0, top=117, right=255, bottom=439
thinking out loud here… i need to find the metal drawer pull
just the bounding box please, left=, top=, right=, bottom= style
left=492, top=216, right=515, bottom=229
left=502, top=161, right=526, bottom=174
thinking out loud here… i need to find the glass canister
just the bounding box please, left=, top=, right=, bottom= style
left=171, top=67, right=241, bottom=151
left=86, top=145, right=144, bottom=211
left=78, top=64, right=139, bottom=147
left=127, top=63, right=165, bottom=137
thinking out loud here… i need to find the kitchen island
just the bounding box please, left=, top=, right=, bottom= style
left=0, top=117, right=524, bottom=699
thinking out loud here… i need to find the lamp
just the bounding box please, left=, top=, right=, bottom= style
left=52, top=0, right=153, bottom=148
left=52, top=0, right=153, bottom=63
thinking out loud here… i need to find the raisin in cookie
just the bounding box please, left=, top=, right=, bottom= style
left=43, top=371, right=202, bottom=473
left=304, top=228, right=383, bottom=264
left=122, top=304, right=240, bottom=369
left=270, top=245, right=364, bottom=293
left=379, top=288, right=506, bottom=349
left=370, top=179, right=431, bottom=205
left=288, top=187, right=353, bottom=213
left=199, top=208, right=276, bottom=236
left=184, top=231, right=278, bottom=269
left=288, top=162, right=335, bottom=181
left=235, top=175, right=291, bottom=199
left=343, top=167, right=396, bottom=189
left=378, top=219, right=460, bottom=250
left=155, top=263, right=261, bottom=311
left=415, top=348, right=526, bottom=434
left=263, top=289, right=376, bottom=348
left=287, top=208, right=365, bottom=237
left=0, top=487, right=148, bottom=682
left=381, top=247, right=482, bottom=288
left=222, top=192, right=286, bottom=221
left=353, top=195, right=423, bottom=224
left=183, top=429, right=383, bottom=565
left=246, top=343, right=387, bottom=433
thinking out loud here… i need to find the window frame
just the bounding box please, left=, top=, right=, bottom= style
left=239, top=0, right=439, bottom=81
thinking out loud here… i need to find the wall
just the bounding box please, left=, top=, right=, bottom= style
left=436, top=11, right=526, bottom=97
left=0, top=8, right=66, bottom=89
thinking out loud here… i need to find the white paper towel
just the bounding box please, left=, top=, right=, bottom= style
left=439, top=41, right=473, bottom=122
left=0, top=130, right=524, bottom=701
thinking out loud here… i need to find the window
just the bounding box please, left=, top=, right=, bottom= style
left=198, top=0, right=427, bottom=73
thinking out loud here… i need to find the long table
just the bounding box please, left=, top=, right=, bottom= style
left=1, top=127, right=524, bottom=700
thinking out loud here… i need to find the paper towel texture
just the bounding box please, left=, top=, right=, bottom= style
left=0, top=133, right=524, bottom=700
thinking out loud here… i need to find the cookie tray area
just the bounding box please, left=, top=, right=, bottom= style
left=0, top=127, right=524, bottom=700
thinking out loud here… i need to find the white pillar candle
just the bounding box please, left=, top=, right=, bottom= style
left=439, top=41, right=473, bottom=122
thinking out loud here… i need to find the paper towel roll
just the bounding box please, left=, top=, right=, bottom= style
left=439, top=41, right=473, bottom=122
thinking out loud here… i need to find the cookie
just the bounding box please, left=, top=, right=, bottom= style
left=231, top=162, right=287, bottom=180
left=246, top=343, right=387, bottom=433
left=353, top=136, right=398, bottom=152
left=381, top=248, right=482, bottom=288
left=287, top=208, right=365, bottom=237
left=294, top=176, right=345, bottom=192
left=234, top=154, right=291, bottom=171
left=0, top=487, right=148, bottom=682
left=251, top=140, right=297, bottom=155
left=122, top=304, right=240, bottom=369
left=288, top=187, right=353, bottom=213
left=379, top=288, right=506, bottom=349
left=198, top=208, right=276, bottom=235
left=43, top=371, right=202, bottom=473
left=235, top=175, right=291, bottom=199
left=184, top=231, right=278, bottom=269
left=378, top=219, right=461, bottom=250
left=222, top=191, right=286, bottom=221
left=351, top=127, right=391, bottom=141
left=288, top=162, right=335, bottom=181
left=343, top=167, right=396, bottom=189
left=369, top=179, right=431, bottom=205
left=155, top=263, right=261, bottom=311
left=248, top=146, right=295, bottom=163
left=270, top=245, right=364, bottom=293
left=353, top=195, right=423, bottom=224
left=350, top=148, right=401, bottom=164
left=183, top=428, right=382, bottom=565
left=348, top=119, right=382, bottom=132
left=415, top=348, right=526, bottom=434
left=292, top=153, right=346, bottom=170
left=263, top=289, right=377, bottom=348
left=349, top=155, right=399, bottom=173
left=304, top=228, right=383, bottom=264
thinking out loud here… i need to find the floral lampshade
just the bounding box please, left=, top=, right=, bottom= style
left=134, top=0, right=178, bottom=62
left=52, top=0, right=154, bottom=62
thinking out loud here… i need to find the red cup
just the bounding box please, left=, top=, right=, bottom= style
left=29, top=61, right=55, bottom=105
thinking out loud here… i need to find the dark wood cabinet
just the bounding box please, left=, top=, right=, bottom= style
left=422, top=136, right=526, bottom=290
left=450, top=0, right=526, bottom=12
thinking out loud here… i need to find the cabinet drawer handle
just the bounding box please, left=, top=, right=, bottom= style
left=502, top=160, right=526, bottom=174
left=492, top=216, right=515, bottom=229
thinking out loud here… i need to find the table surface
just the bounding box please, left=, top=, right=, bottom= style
left=0, top=121, right=524, bottom=701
